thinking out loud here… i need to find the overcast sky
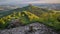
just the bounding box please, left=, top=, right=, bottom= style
left=0, top=0, right=60, bottom=5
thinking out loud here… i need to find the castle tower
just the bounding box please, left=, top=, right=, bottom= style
left=29, top=3, right=32, bottom=6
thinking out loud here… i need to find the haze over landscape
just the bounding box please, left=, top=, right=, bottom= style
left=0, top=0, right=60, bottom=5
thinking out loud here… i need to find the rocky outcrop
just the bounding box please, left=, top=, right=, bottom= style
left=0, top=23, right=58, bottom=34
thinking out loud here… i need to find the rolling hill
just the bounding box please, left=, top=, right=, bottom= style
left=0, top=5, right=60, bottom=31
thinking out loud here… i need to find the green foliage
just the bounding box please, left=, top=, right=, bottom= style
left=0, top=6, right=60, bottom=31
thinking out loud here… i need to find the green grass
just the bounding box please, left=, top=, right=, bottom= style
left=0, top=6, right=60, bottom=31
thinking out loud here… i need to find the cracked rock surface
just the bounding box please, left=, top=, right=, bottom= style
left=0, top=23, right=58, bottom=34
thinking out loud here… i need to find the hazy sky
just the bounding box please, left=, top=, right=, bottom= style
left=0, top=0, right=60, bottom=5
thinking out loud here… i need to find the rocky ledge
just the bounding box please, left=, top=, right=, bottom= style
left=0, top=22, right=58, bottom=34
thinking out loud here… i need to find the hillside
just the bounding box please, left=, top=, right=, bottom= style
left=0, top=5, right=49, bottom=18
left=0, top=5, right=60, bottom=32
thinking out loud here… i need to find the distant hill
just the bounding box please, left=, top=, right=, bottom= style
left=0, top=5, right=59, bottom=18
left=0, top=3, right=60, bottom=10
left=0, top=5, right=19, bottom=11
left=33, top=3, right=60, bottom=10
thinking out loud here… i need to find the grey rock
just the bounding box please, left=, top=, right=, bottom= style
left=0, top=23, right=58, bottom=34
